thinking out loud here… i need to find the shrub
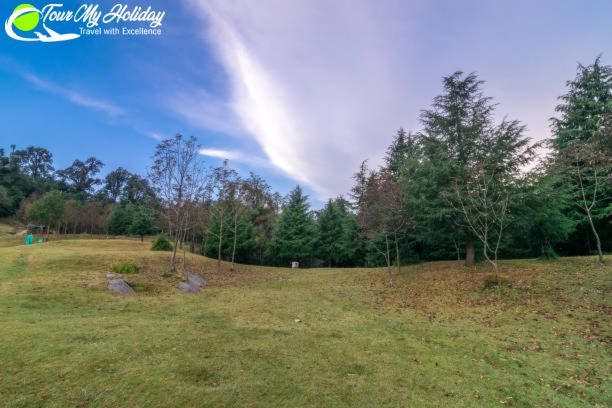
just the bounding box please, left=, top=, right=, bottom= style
left=538, top=246, right=559, bottom=260
left=107, top=204, right=134, bottom=235
left=111, top=263, right=140, bottom=274
left=151, top=234, right=173, bottom=251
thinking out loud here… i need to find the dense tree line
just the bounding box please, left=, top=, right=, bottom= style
left=1, top=57, right=609, bottom=273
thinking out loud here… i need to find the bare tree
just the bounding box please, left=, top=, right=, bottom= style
left=149, top=134, right=207, bottom=271
left=192, top=200, right=212, bottom=255
left=353, top=163, right=405, bottom=287
left=560, top=133, right=610, bottom=264
left=445, top=117, right=536, bottom=287
left=229, top=179, right=249, bottom=271
left=208, top=160, right=239, bottom=273
left=448, top=164, right=509, bottom=287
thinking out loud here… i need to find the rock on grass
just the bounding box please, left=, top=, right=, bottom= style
left=108, top=279, right=135, bottom=295
left=176, top=272, right=206, bottom=293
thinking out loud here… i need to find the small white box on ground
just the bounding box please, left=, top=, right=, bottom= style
left=291, top=261, right=299, bottom=269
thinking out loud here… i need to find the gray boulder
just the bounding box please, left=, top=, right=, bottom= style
left=185, top=272, right=205, bottom=287
left=108, top=279, right=135, bottom=295
left=176, top=281, right=199, bottom=293
left=176, top=272, right=206, bottom=293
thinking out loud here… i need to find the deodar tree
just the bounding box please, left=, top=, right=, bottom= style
left=242, top=173, right=280, bottom=265
left=558, top=135, right=610, bottom=264
left=149, top=134, right=207, bottom=271
left=516, top=164, right=575, bottom=259
left=316, top=197, right=359, bottom=267
left=551, top=57, right=611, bottom=263
left=418, top=71, right=495, bottom=266
left=269, top=186, right=316, bottom=267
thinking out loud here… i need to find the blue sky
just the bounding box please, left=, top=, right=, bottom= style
left=1, top=0, right=611, bottom=207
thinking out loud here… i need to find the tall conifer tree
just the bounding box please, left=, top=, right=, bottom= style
left=269, top=186, right=316, bottom=266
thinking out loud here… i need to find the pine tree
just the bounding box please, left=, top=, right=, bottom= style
left=316, top=198, right=359, bottom=267
left=550, top=57, right=612, bottom=262
left=129, top=207, right=156, bottom=241
left=269, top=186, right=316, bottom=266
left=385, top=128, right=420, bottom=178
left=417, top=71, right=495, bottom=265
left=385, top=128, right=406, bottom=177
left=107, top=203, right=135, bottom=235
left=444, top=116, right=537, bottom=285
left=205, top=206, right=232, bottom=259
left=205, top=209, right=255, bottom=264
left=511, top=168, right=575, bottom=259
left=551, top=56, right=612, bottom=151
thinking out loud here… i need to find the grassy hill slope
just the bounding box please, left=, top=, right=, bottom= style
left=0, top=240, right=609, bottom=407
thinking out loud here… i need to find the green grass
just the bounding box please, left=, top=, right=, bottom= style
left=111, top=262, right=141, bottom=274
left=0, top=240, right=610, bottom=407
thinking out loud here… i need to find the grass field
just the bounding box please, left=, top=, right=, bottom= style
left=0, top=239, right=610, bottom=407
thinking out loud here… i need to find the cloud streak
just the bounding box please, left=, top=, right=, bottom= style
left=186, top=0, right=610, bottom=197
left=199, top=147, right=273, bottom=169
left=188, top=0, right=419, bottom=196
left=21, top=72, right=124, bottom=117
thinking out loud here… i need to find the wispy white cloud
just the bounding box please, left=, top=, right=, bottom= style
left=186, top=0, right=606, bottom=197
left=199, top=147, right=272, bottom=169
left=146, top=131, right=164, bottom=141
left=21, top=72, right=124, bottom=117
left=187, top=0, right=420, bottom=196
left=199, top=148, right=240, bottom=160
left=18, top=69, right=168, bottom=143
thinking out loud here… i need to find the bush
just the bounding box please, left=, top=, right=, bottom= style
left=111, top=263, right=140, bottom=274
left=538, top=246, right=559, bottom=260
left=107, top=204, right=134, bottom=235
left=151, top=234, right=173, bottom=251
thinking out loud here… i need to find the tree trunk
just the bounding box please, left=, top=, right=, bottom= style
left=171, top=225, right=180, bottom=271
left=181, top=225, right=188, bottom=270
left=483, top=245, right=502, bottom=292
left=453, top=239, right=461, bottom=261
left=586, top=210, right=604, bottom=264
left=394, top=232, right=401, bottom=277
left=140, top=235, right=144, bottom=242
left=385, top=233, right=394, bottom=288
left=217, top=214, right=224, bottom=273
left=465, top=240, right=475, bottom=266
left=231, top=212, right=238, bottom=271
